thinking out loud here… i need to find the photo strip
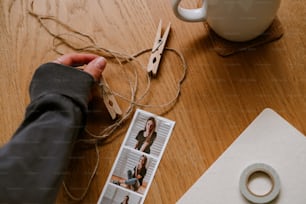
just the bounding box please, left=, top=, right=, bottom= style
left=98, top=109, right=175, bottom=204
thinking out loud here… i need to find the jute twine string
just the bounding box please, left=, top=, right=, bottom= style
left=28, top=2, right=187, bottom=201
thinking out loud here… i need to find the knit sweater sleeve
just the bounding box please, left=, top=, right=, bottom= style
left=0, top=63, right=95, bottom=203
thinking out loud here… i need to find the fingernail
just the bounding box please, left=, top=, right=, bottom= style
left=53, top=57, right=63, bottom=64
left=95, top=57, right=106, bottom=69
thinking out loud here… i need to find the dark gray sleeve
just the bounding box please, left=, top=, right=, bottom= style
left=0, top=63, right=95, bottom=203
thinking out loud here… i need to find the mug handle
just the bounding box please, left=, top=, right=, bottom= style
left=172, top=0, right=207, bottom=22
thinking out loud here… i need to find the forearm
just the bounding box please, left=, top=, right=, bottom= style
left=0, top=94, right=84, bottom=203
left=140, top=142, right=150, bottom=152
left=0, top=63, right=94, bottom=203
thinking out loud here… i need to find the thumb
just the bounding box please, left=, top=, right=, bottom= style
left=84, top=57, right=107, bottom=81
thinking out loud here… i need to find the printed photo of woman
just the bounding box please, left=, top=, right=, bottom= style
left=134, top=117, right=157, bottom=154
left=112, top=155, right=147, bottom=192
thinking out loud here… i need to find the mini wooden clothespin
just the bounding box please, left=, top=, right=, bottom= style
left=147, top=20, right=171, bottom=77
left=100, top=77, right=122, bottom=120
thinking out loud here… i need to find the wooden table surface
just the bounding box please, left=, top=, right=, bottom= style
left=1, top=0, right=306, bottom=203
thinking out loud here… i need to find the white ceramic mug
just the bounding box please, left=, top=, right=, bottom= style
left=172, top=0, right=281, bottom=42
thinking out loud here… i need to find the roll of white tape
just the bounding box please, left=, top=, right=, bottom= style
left=239, top=163, right=281, bottom=203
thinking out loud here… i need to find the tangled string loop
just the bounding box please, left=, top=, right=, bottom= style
left=29, top=1, right=187, bottom=201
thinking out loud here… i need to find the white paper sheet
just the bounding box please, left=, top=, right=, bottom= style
left=177, top=108, right=306, bottom=204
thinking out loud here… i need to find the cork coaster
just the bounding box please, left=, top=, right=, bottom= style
left=205, top=17, right=284, bottom=57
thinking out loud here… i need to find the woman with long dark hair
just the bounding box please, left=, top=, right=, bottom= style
left=113, top=155, right=147, bottom=191
left=134, top=117, right=157, bottom=154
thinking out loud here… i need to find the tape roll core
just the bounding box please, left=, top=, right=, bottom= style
left=247, top=170, right=274, bottom=197
left=239, top=163, right=280, bottom=203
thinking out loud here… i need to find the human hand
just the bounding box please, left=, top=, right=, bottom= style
left=53, top=53, right=107, bottom=81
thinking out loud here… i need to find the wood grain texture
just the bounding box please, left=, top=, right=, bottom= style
left=1, top=0, right=306, bottom=203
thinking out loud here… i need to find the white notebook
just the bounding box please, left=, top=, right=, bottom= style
left=177, top=108, right=306, bottom=204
